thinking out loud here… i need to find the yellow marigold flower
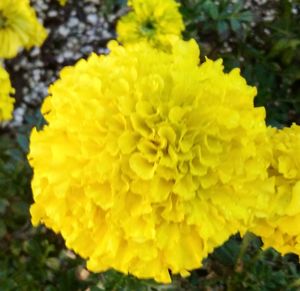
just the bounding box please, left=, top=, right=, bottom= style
left=117, top=0, right=185, bottom=49
left=0, top=0, right=47, bottom=59
left=29, top=39, right=271, bottom=283
left=252, top=124, right=300, bottom=255
left=0, top=65, right=14, bottom=121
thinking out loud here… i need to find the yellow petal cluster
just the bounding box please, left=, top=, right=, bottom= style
left=251, top=124, right=300, bottom=255
left=0, top=0, right=47, bottom=59
left=117, top=0, right=185, bottom=50
left=29, top=39, right=273, bottom=283
left=0, top=65, right=14, bottom=121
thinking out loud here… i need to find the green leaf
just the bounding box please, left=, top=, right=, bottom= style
left=232, top=0, right=245, bottom=12
left=213, top=237, right=240, bottom=266
left=0, top=198, right=9, bottom=214
left=0, top=220, right=7, bottom=239
left=230, top=18, right=241, bottom=32
left=11, top=201, right=29, bottom=218
left=217, top=20, right=229, bottom=37
left=239, top=11, right=253, bottom=22
left=282, top=49, right=295, bottom=64
left=16, top=134, right=29, bottom=153
left=208, top=2, right=218, bottom=20
left=270, top=39, right=290, bottom=57
left=46, top=258, right=60, bottom=271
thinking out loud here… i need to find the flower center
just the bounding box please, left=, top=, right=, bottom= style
left=140, top=20, right=156, bottom=37
left=0, top=11, right=7, bottom=29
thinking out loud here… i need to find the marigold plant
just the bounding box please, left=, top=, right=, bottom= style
left=0, top=65, right=14, bottom=121
left=252, top=124, right=300, bottom=255
left=28, top=39, right=276, bottom=283
left=117, top=0, right=184, bottom=50
left=0, top=0, right=47, bottom=59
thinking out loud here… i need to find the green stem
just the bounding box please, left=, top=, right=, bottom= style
left=226, top=232, right=256, bottom=291
left=235, top=232, right=255, bottom=272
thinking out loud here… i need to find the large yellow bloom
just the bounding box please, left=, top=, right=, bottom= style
left=29, top=39, right=272, bottom=283
left=0, top=65, right=14, bottom=121
left=0, top=0, right=47, bottom=59
left=117, top=0, right=185, bottom=49
left=252, top=124, right=300, bottom=255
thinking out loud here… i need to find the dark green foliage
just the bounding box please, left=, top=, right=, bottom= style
left=1, top=0, right=300, bottom=290
left=180, top=0, right=300, bottom=126
left=176, top=233, right=300, bottom=291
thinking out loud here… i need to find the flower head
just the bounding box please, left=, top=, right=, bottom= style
left=29, top=39, right=271, bottom=283
left=117, top=0, right=185, bottom=49
left=0, top=0, right=47, bottom=59
left=0, top=65, right=14, bottom=121
left=252, top=125, right=300, bottom=255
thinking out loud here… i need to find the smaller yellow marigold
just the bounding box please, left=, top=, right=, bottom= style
left=0, top=65, right=14, bottom=121
left=117, top=0, right=185, bottom=49
left=252, top=124, right=300, bottom=255
left=0, top=0, right=47, bottom=59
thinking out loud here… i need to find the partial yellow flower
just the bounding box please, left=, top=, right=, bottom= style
left=252, top=124, right=300, bottom=255
left=58, top=0, right=67, bottom=6
left=0, top=65, right=14, bottom=121
left=29, top=39, right=271, bottom=283
left=0, top=0, right=47, bottom=59
left=117, top=0, right=185, bottom=49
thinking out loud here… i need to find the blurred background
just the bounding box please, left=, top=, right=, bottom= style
left=1, top=0, right=300, bottom=290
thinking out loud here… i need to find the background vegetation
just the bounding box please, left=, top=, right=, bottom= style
left=1, top=0, right=300, bottom=290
